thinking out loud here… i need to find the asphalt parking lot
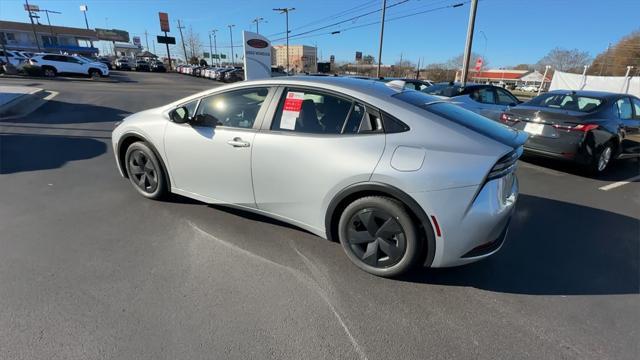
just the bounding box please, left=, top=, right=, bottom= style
left=1, top=71, right=638, bottom=360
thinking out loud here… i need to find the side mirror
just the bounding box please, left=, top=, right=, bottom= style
left=170, top=106, right=190, bottom=124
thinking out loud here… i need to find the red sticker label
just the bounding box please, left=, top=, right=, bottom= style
left=283, top=98, right=302, bottom=112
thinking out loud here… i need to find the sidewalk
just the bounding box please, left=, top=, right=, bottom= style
left=0, top=85, right=51, bottom=119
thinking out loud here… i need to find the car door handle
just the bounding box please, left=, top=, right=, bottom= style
left=227, top=137, right=250, bottom=148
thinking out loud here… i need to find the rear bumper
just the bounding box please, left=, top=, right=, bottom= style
left=411, top=173, right=518, bottom=268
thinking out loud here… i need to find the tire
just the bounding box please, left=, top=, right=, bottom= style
left=42, top=66, right=56, bottom=77
left=589, top=142, right=614, bottom=174
left=124, top=142, right=167, bottom=199
left=89, top=69, right=101, bottom=79
left=338, top=196, right=421, bottom=277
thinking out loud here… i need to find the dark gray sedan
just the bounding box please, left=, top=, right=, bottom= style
left=500, top=90, right=640, bottom=173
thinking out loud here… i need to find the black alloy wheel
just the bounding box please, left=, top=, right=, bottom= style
left=128, top=150, right=158, bottom=193
left=338, top=196, right=421, bottom=277
left=347, top=208, right=406, bottom=268
left=125, top=142, right=166, bottom=199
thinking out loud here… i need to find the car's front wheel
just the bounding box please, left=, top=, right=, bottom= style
left=42, top=66, right=56, bottom=77
left=125, top=142, right=167, bottom=199
left=338, top=196, right=421, bottom=277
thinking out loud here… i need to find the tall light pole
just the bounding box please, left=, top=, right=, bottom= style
left=208, top=31, right=213, bottom=65
left=228, top=24, right=235, bottom=66
left=273, top=7, right=295, bottom=74
left=477, top=30, right=487, bottom=73
left=211, top=29, right=219, bottom=66
left=460, top=0, right=478, bottom=86
left=144, top=30, right=149, bottom=51
left=376, top=0, right=387, bottom=78
left=252, top=17, right=265, bottom=34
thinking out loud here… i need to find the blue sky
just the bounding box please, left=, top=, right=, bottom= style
left=1, top=0, right=638, bottom=67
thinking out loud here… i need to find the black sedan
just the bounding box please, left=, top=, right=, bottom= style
left=500, top=90, right=640, bottom=173
left=151, top=61, right=166, bottom=72
left=134, top=60, right=151, bottom=72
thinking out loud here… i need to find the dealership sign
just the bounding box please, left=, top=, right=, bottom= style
left=242, top=31, right=271, bottom=81
left=95, top=28, right=130, bottom=42
left=156, top=36, right=176, bottom=45
left=159, top=12, right=170, bottom=32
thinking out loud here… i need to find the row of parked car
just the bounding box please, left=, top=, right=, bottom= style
left=113, top=58, right=166, bottom=72
left=176, top=64, right=245, bottom=82
left=0, top=51, right=110, bottom=78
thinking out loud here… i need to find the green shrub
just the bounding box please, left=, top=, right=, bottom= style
left=21, top=64, right=43, bottom=76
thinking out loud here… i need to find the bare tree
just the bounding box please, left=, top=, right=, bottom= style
left=588, top=30, right=640, bottom=76
left=444, top=52, right=487, bottom=70
left=182, top=26, right=202, bottom=64
left=422, top=63, right=457, bottom=82
left=536, top=47, right=591, bottom=73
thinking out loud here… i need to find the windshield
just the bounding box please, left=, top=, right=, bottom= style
left=527, top=93, right=604, bottom=112
left=421, top=84, right=462, bottom=97
left=74, top=55, right=92, bottom=63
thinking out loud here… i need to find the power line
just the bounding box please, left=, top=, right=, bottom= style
left=272, top=1, right=467, bottom=43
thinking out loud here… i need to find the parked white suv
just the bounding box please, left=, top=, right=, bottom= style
left=29, top=54, right=109, bottom=78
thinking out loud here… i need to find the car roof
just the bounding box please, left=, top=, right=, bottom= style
left=244, top=76, right=402, bottom=97
left=544, top=89, right=629, bottom=99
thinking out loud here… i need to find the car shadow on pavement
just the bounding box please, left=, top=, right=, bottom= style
left=521, top=154, right=640, bottom=182
left=4, top=100, right=130, bottom=125
left=402, top=194, right=640, bottom=296
left=0, top=133, right=107, bottom=174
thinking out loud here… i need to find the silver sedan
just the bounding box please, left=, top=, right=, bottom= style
left=112, top=77, right=528, bottom=277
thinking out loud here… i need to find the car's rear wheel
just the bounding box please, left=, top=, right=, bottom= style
left=590, top=142, right=613, bottom=173
left=42, top=66, right=56, bottom=77
left=338, top=196, right=421, bottom=277
left=125, top=142, right=167, bottom=199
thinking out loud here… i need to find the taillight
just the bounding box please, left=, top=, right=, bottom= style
left=499, top=113, right=509, bottom=123
left=487, top=149, right=521, bottom=180
left=552, top=124, right=598, bottom=132
left=572, top=124, right=599, bottom=132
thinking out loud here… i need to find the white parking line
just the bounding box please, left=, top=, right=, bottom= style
left=598, top=175, right=640, bottom=191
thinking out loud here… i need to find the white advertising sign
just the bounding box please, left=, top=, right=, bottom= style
left=242, top=30, right=271, bottom=81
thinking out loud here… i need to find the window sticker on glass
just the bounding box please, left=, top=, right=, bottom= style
left=280, top=91, right=305, bottom=130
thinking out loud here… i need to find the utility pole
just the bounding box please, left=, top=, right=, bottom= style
left=152, top=39, right=156, bottom=54
left=211, top=29, right=219, bottom=66
left=25, top=0, right=42, bottom=51
left=273, top=7, right=295, bottom=74
left=252, top=17, right=265, bottom=34
left=538, top=65, right=550, bottom=96
left=40, top=9, right=61, bottom=37
left=460, top=0, right=478, bottom=86
left=600, top=42, right=611, bottom=76
left=144, top=30, right=149, bottom=51
left=228, top=24, right=235, bottom=66
left=208, top=31, right=213, bottom=65
left=376, top=0, right=387, bottom=78
left=177, top=20, right=188, bottom=63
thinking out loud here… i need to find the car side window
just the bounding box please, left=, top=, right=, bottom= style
left=67, top=57, right=82, bottom=64
left=193, top=87, right=268, bottom=128
left=471, top=88, right=496, bottom=104
left=495, top=88, right=518, bottom=105
left=272, top=88, right=353, bottom=134
left=616, top=98, right=632, bottom=120
left=631, top=98, right=640, bottom=119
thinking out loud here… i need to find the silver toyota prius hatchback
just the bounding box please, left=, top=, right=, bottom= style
left=112, top=76, right=528, bottom=277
